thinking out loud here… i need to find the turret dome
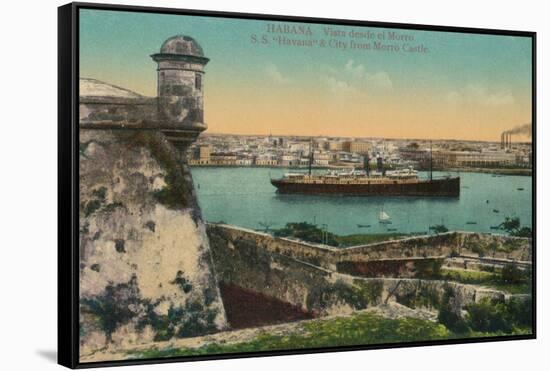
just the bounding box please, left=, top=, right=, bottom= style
left=159, top=35, right=205, bottom=57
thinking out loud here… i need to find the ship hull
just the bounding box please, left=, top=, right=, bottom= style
left=271, top=177, right=460, bottom=197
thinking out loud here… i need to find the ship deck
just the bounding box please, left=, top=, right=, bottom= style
left=274, top=176, right=423, bottom=185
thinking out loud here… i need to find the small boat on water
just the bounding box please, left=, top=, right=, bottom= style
left=466, top=221, right=478, bottom=225
left=379, top=208, right=392, bottom=224
left=357, top=224, right=371, bottom=228
left=517, top=187, right=524, bottom=191
left=490, top=226, right=500, bottom=230
left=493, top=209, right=499, bottom=213
left=387, top=228, right=398, bottom=231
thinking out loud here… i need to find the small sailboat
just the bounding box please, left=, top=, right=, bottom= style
left=379, top=207, right=392, bottom=224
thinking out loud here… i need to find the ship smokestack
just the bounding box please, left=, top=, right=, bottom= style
left=364, top=154, right=370, bottom=176
left=501, top=132, right=505, bottom=149
left=376, top=155, right=383, bottom=172
left=508, top=133, right=512, bottom=149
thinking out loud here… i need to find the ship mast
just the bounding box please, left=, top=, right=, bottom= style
left=429, top=140, right=433, bottom=181
left=308, top=137, right=313, bottom=176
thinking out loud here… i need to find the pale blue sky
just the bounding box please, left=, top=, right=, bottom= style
left=79, top=8, right=532, bottom=140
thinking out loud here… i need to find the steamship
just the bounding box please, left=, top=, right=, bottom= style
left=270, top=144, right=460, bottom=197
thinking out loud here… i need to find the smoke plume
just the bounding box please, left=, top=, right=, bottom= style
left=505, top=122, right=532, bottom=138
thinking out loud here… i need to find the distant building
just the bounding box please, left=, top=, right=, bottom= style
left=236, top=157, right=253, bottom=166
left=199, top=145, right=212, bottom=159
left=280, top=154, right=299, bottom=167
left=399, top=148, right=429, bottom=162
left=327, top=140, right=344, bottom=151
left=432, top=150, right=517, bottom=168
left=210, top=152, right=237, bottom=165
left=289, top=142, right=309, bottom=153
left=343, top=140, right=371, bottom=154
left=256, top=153, right=279, bottom=166
left=299, top=157, right=310, bottom=166
left=313, top=151, right=330, bottom=166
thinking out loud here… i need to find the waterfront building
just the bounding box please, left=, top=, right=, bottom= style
left=343, top=140, right=371, bottom=154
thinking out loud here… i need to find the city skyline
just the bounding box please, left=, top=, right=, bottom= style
left=199, top=131, right=533, bottom=144
left=80, top=9, right=533, bottom=142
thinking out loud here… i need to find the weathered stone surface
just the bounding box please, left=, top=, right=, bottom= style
left=207, top=223, right=529, bottom=317
left=79, top=35, right=228, bottom=359
left=79, top=126, right=226, bottom=356
left=207, top=224, right=532, bottom=270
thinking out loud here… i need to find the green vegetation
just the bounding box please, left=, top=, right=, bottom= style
left=82, top=273, right=218, bottom=344
left=170, top=270, right=193, bottom=293
left=83, top=186, right=107, bottom=217
left=429, top=224, right=449, bottom=234
left=395, top=283, right=441, bottom=310
left=437, top=286, right=469, bottom=333
left=273, top=222, right=340, bottom=246
left=83, top=199, right=103, bottom=217
left=414, top=259, right=443, bottom=278
left=272, top=222, right=412, bottom=247
left=499, top=217, right=532, bottom=238
left=465, top=238, right=526, bottom=258
left=81, top=186, right=126, bottom=217
left=127, top=301, right=532, bottom=360
left=129, top=131, right=192, bottom=210
left=127, top=312, right=451, bottom=359
left=439, top=265, right=532, bottom=295
left=136, top=300, right=219, bottom=342
left=437, top=286, right=532, bottom=335
left=81, top=275, right=142, bottom=342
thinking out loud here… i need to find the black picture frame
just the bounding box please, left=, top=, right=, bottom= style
left=58, top=2, right=537, bottom=368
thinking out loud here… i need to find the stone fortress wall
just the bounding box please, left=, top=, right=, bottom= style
left=78, top=36, right=227, bottom=358
left=207, top=223, right=532, bottom=271
left=207, top=223, right=532, bottom=317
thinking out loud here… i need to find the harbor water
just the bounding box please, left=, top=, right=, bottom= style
left=191, top=167, right=532, bottom=236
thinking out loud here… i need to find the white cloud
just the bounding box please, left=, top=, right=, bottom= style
left=265, top=63, right=290, bottom=84
left=365, top=71, right=393, bottom=90
left=321, top=75, right=357, bottom=94
left=447, top=84, right=514, bottom=107
left=321, top=59, right=393, bottom=95
left=344, top=59, right=366, bottom=78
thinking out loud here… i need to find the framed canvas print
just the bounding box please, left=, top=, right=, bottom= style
left=58, top=2, right=536, bottom=368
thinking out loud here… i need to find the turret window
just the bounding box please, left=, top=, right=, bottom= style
left=195, top=73, right=202, bottom=90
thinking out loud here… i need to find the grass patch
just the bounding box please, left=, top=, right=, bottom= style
left=272, top=222, right=417, bottom=247
left=440, top=268, right=532, bottom=295
left=127, top=312, right=451, bottom=359
left=127, top=309, right=531, bottom=360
